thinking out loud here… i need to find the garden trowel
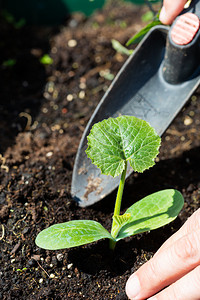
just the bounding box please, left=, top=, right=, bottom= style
left=72, top=0, right=200, bottom=207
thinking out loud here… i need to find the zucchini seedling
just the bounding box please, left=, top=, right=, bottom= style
left=36, top=116, right=184, bottom=250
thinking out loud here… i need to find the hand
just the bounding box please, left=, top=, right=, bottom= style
left=125, top=208, right=200, bottom=300
left=159, top=0, right=188, bottom=24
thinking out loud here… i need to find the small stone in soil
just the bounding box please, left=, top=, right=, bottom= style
left=51, top=256, right=57, bottom=266
left=28, top=259, right=37, bottom=267
left=67, top=263, right=73, bottom=269
left=56, top=253, right=64, bottom=261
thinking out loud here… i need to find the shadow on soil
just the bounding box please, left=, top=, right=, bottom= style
left=0, top=20, right=55, bottom=153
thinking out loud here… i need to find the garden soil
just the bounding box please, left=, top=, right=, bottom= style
left=1, top=1, right=200, bottom=299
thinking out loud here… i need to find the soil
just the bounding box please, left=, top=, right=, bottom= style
left=1, top=1, right=200, bottom=299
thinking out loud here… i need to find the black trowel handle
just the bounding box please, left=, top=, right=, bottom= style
left=162, top=0, right=200, bottom=84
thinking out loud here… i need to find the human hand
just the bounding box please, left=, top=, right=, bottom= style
left=126, top=208, right=200, bottom=300
left=159, top=0, right=188, bottom=24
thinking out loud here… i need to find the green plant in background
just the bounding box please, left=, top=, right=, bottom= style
left=36, top=116, right=184, bottom=251
left=112, top=1, right=162, bottom=55
left=126, top=12, right=161, bottom=46
left=16, top=267, right=27, bottom=272
left=111, top=39, right=134, bottom=56
left=39, top=54, right=53, bottom=65
left=1, top=10, right=26, bottom=29
left=2, top=59, right=16, bottom=67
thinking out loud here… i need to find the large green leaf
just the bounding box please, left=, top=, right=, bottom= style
left=86, top=115, right=161, bottom=177
left=35, top=220, right=113, bottom=250
left=116, top=189, right=184, bottom=240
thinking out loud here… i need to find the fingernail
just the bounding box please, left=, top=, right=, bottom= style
left=126, top=275, right=141, bottom=299
left=159, top=7, right=168, bottom=24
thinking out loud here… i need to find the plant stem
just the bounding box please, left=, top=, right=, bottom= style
left=109, top=161, right=127, bottom=250
left=113, top=161, right=127, bottom=216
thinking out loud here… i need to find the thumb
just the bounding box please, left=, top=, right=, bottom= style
left=159, top=0, right=188, bottom=24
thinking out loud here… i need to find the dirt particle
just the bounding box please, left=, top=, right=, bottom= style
left=184, top=116, right=193, bottom=125
left=10, top=241, right=21, bottom=256
left=56, top=253, right=64, bottom=261
left=0, top=205, right=9, bottom=219
left=84, top=176, right=102, bottom=200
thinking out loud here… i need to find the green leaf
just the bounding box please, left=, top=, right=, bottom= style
left=35, top=220, right=113, bottom=250
left=86, top=115, right=161, bottom=177
left=111, top=39, right=133, bottom=56
left=126, top=12, right=162, bottom=46
left=126, top=19, right=162, bottom=46
left=116, top=189, right=184, bottom=240
left=99, top=69, right=115, bottom=81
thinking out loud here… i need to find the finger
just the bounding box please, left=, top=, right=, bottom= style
left=148, top=265, right=200, bottom=300
left=126, top=228, right=200, bottom=300
left=159, top=0, right=188, bottom=24
left=156, top=208, right=200, bottom=255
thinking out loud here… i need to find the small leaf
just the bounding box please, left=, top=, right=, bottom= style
left=111, top=39, right=133, bottom=56
left=35, top=220, right=113, bottom=250
left=116, top=189, right=184, bottom=240
left=112, top=213, right=131, bottom=238
left=86, top=115, right=161, bottom=177
left=99, top=69, right=115, bottom=81
left=113, top=213, right=131, bottom=227
left=126, top=12, right=162, bottom=46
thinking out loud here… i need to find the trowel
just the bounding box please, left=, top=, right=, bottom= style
left=72, top=0, right=200, bottom=207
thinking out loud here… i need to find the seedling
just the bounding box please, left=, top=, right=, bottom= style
left=35, top=116, right=184, bottom=250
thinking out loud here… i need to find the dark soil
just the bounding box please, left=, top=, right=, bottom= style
left=1, top=1, right=200, bottom=299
